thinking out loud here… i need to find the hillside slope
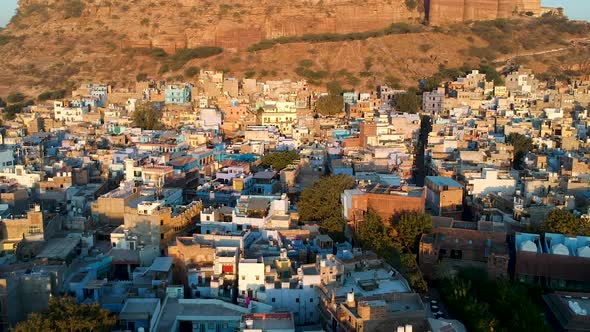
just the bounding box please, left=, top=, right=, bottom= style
left=0, top=0, right=588, bottom=97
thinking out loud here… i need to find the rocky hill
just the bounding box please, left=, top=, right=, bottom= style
left=0, top=0, right=588, bottom=97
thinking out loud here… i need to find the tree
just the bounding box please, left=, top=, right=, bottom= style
left=7, top=92, right=25, bottom=104
left=440, top=269, right=551, bottom=332
left=384, top=75, right=401, bottom=89
left=507, top=132, right=532, bottom=170
left=394, top=88, right=421, bottom=113
left=184, top=66, right=200, bottom=78
left=543, top=209, right=589, bottom=235
left=393, top=211, right=432, bottom=251
left=480, top=65, right=504, bottom=85
left=38, top=89, right=66, bottom=101
left=298, top=175, right=355, bottom=240
left=326, top=80, right=343, bottom=96
left=64, top=0, right=85, bottom=18
left=132, top=102, right=163, bottom=130
left=421, top=75, right=442, bottom=93
left=14, top=296, right=115, bottom=332
left=136, top=73, right=148, bottom=82
left=3, top=103, right=23, bottom=120
left=260, top=150, right=299, bottom=171
left=315, top=94, right=344, bottom=116
left=356, top=211, right=395, bottom=256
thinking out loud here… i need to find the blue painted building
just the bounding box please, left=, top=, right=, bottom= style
left=165, top=83, right=192, bottom=105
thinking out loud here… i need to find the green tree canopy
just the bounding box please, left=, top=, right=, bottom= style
left=3, top=103, right=24, bottom=120
left=507, top=132, right=532, bottom=170
left=260, top=150, right=299, bottom=171
left=64, top=0, right=85, bottom=18
left=543, top=209, right=589, bottom=235
left=132, top=102, right=163, bottom=130
left=393, top=211, right=433, bottom=251
left=14, top=296, right=115, bottom=332
left=38, top=89, right=66, bottom=101
left=440, top=269, right=551, bottom=332
left=7, top=92, right=25, bottom=104
left=316, top=94, right=344, bottom=116
left=394, top=88, right=421, bottom=113
left=354, top=210, right=428, bottom=292
left=298, top=175, right=355, bottom=240
left=326, top=80, right=343, bottom=96
left=184, top=66, right=201, bottom=78
left=357, top=211, right=391, bottom=252
left=136, top=73, right=148, bottom=82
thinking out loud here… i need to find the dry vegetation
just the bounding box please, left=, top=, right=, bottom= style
left=0, top=0, right=588, bottom=97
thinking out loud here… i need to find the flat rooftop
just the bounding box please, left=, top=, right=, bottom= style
left=120, top=298, right=160, bottom=321
left=243, top=313, right=294, bottom=330
left=426, top=176, right=463, bottom=188
left=37, top=237, right=80, bottom=260
left=333, top=268, right=410, bottom=298
left=157, top=298, right=249, bottom=331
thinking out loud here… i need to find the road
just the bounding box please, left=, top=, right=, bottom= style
left=494, top=36, right=590, bottom=69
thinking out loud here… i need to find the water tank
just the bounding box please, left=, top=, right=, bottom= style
left=520, top=240, right=537, bottom=253
left=577, top=246, right=590, bottom=258
left=347, top=292, right=355, bottom=304
left=551, top=243, right=570, bottom=256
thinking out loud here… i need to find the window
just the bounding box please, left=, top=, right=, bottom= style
left=255, top=275, right=260, bottom=281
left=310, top=298, right=313, bottom=303
left=296, top=298, right=300, bottom=303
left=241, top=275, right=245, bottom=280
left=160, top=233, right=164, bottom=240
left=272, top=298, right=276, bottom=303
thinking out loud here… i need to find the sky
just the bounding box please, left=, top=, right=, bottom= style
left=0, top=0, right=588, bottom=27
left=0, top=0, right=18, bottom=28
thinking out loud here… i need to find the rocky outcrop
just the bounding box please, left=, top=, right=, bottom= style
left=428, top=0, right=541, bottom=25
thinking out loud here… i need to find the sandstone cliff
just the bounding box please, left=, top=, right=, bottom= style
left=16, top=0, right=422, bottom=52
left=428, top=0, right=541, bottom=25
left=0, top=0, right=586, bottom=97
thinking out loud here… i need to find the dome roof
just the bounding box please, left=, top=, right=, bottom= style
left=551, top=243, right=570, bottom=256
left=520, top=240, right=537, bottom=253
left=577, top=246, right=590, bottom=258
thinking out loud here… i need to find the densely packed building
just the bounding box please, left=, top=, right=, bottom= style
left=1, top=66, right=590, bottom=332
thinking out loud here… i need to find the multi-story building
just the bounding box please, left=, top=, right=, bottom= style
left=165, top=83, right=192, bottom=105
left=419, top=217, right=509, bottom=279
left=515, top=232, right=590, bottom=289
left=425, top=176, right=464, bottom=219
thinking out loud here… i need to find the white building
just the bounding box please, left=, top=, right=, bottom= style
left=53, top=101, right=88, bottom=124
left=238, top=257, right=266, bottom=298
left=466, top=168, right=517, bottom=197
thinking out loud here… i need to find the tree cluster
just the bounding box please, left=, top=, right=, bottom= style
left=355, top=210, right=432, bottom=292
left=132, top=102, right=163, bottom=130
left=14, top=296, right=116, bottom=332
left=64, top=0, right=85, bottom=18
left=298, top=175, right=356, bottom=241
left=542, top=209, right=590, bottom=236
left=2, top=92, right=34, bottom=121
left=315, top=94, right=344, bottom=116
left=394, top=88, right=420, bottom=114
left=259, top=150, right=299, bottom=171
left=440, top=269, right=551, bottom=332
left=507, top=132, right=532, bottom=170
left=38, top=89, right=67, bottom=101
